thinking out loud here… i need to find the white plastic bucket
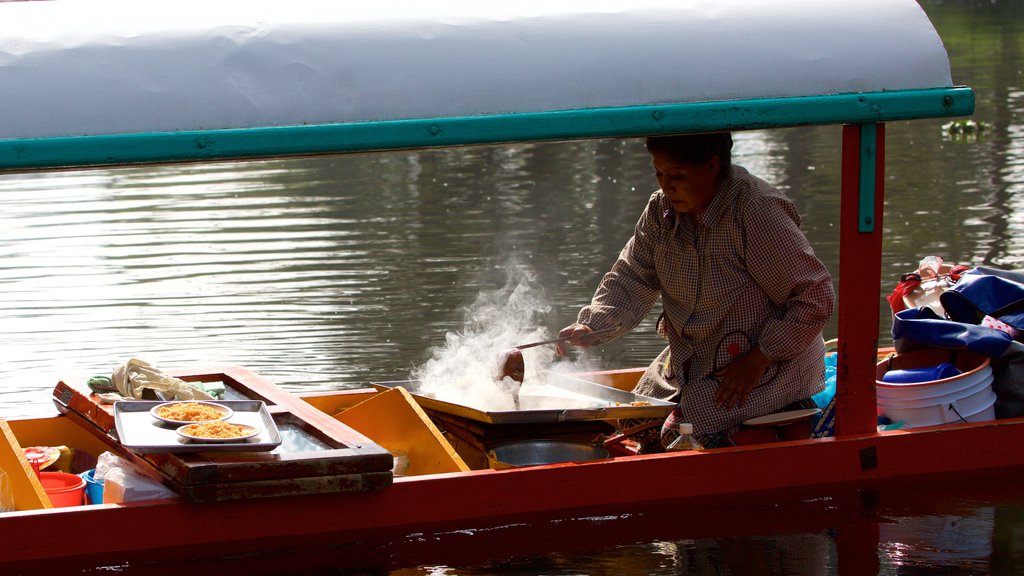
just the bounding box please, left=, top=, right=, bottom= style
left=876, top=372, right=993, bottom=406
left=877, top=389, right=995, bottom=427
left=875, top=349, right=995, bottom=428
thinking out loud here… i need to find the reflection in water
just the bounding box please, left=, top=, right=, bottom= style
left=673, top=534, right=833, bottom=575
left=879, top=508, right=995, bottom=573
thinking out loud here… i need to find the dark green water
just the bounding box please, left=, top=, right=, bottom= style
left=1, top=1, right=1022, bottom=574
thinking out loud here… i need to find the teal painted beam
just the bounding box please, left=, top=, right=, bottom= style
left=0, top=87, right=973, bottom=172
left=858, top=123, right=878, bottom=233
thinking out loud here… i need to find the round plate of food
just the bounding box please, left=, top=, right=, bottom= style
left=176, top=421, right=260, bottom=443
left=150, top=401, right=233, bottom=426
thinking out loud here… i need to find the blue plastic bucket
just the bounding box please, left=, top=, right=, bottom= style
left=881, top=362, right=960, bottom=384
left=80, top=468, right=104, bottom=504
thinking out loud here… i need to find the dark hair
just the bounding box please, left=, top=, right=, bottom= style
left=645, top=132, right=733, bottom=174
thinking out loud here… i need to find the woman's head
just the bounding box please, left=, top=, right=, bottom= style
left=645, top=132, right=733, bottom=216
left=644, top=132, right=733, bottom=173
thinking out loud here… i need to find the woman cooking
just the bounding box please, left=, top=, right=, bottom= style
left=556, top=132, right=834, bottom=450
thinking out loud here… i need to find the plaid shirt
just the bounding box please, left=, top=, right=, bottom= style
left=578, top=165, right=834, bottom=436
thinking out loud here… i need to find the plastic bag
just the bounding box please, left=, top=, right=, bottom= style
left=93, top=451, right=178, bottom=503
left=886, top=256, right=970, bottom=315
left=111, top=358, right=214, bottom=401
left=812, top=351, right=837, bottom=410
left=93, top=450, right=122, bottom=482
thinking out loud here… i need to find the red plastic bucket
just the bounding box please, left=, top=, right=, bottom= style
left=39, top=471, right=86, bottom=507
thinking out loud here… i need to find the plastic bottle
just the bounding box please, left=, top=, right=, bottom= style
left=918, top=255, right=943, bottom=281
left=665, top=423, right=704, bottom=452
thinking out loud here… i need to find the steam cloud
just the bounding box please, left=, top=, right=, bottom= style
left=410, top=260, right=600, bottom=411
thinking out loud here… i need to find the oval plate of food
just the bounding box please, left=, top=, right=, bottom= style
left=176, top=421, right=260, bottom=443
left=150, top=401, right=233, bottom=426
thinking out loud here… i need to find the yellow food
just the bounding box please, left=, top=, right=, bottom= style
left=181, top=422, right=251, bottom=439
left=157, top=402, right=225, bottom=422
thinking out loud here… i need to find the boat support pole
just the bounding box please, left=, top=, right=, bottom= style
left=835, top=123, right=884, bottom=437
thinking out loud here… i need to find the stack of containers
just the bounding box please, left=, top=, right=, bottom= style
left=875, top=348, right=996, bottom=428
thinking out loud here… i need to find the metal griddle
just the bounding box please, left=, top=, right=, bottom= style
left=371, top=371, right=674, bottom=425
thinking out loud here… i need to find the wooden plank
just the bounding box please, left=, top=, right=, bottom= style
left=836, top=123, right=886, bottom=435
left=176, top=366, right=392, bottom=458
left=53, top=380, right=116, bottom=433
left=149, top=447, right=391, bottom=485
left=301, top=388, right=378, bottom=415
left=0, top=419, right=51, bottom=510
left=334, top=387, right=470, bottom=475
left=7, top=415, right=117, bottom=461
left=171, top=471, right=393, bottom=503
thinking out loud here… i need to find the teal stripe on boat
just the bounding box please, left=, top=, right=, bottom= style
left=858, top=123, right=878, bottom=233
left=0, top=88, right=973, bottom=172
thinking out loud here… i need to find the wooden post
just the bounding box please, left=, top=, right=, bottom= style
left=835, top=123, right=885, bottom=436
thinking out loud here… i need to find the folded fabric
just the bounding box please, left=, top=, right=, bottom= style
left=892, top=306, right=1012, bottom=358
left=110, top=358, right=214, bottom=401
left=940, top=266, right=1024, bottom=330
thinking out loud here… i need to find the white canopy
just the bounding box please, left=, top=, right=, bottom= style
left=0, top=0, right=954, bottom=141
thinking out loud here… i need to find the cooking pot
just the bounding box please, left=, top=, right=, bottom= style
left=486, top=440, right=609, bottom=469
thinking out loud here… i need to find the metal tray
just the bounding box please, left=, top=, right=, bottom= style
left=113, top=400, right=283, bottom=453
left=372, top=371, right=675, bottom=425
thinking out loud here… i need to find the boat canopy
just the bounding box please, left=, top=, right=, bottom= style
left=0, top=0, right=972, bottom=170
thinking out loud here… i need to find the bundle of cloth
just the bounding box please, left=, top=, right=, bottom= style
left=892, top=266, right=1024, bottom=419
left=89, top=358, right=220, bottom=403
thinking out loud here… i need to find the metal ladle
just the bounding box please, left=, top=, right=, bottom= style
left=496, top=327, right=616, bottom=410
left=509, top=326, right=617, bottom=352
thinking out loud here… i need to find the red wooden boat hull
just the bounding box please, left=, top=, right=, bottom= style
left=3, top=407, right=1024, bottom=572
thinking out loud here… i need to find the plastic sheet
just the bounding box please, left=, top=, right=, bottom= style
left=95, top=451, right=177, bottom=503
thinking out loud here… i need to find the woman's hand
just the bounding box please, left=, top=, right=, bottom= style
left=713, top=347, right=771, bottom=409
left=555, top=323, right=596, bottom=357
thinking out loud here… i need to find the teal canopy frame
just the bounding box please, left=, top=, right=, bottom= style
left=0, top=87, right=973, bottom=173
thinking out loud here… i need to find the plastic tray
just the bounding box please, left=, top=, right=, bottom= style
left=113, top=400, right=282, bottom=453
